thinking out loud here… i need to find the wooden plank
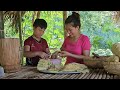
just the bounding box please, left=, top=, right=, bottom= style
left=41, top=74, right=55, bottom=79
left=81, top=69, right=94, bottom=79
left=101, top=70, right=107, bottom=79
left=2, top=66, right=37, bottom=79
left=2, top=67, right=30, bottom=79
left=39, top=74, right=53, bottom=79
left=89, top=69, right=100, bottom=79
left=105, top=72, right=111, bottom=79
left=97, top=69, right=105, bottom=79
left=86, top=69, right=96, bottom=79
left=21, top=72, right=43, bottom=79
left=74, top=73, right=83, bottom=79
left=13, top=67, right=42, bottom=79
left=81, top=73, right=91, bottom=79
left=113, top=75, right=120, bottom=79
left=9, top=71, right=35, bottom=79
left=66, top=74, right=79, bottom=79
left=56, top=74, right=70, bottom=79
left=52, top=74, right=67, bottom=79
left=78, top=73, right=87, bottom=79
left=65, top=74, right=74, bottom=79
left=19, top=72, right=40, bottom=79
left=48, top=74, right=61, bottom=79
left=109, top=74, right=114, bottom=79
left=94, top=69, right=104, bottom=79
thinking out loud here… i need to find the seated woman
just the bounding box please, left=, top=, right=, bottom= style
left=60, top=12, right=91, bottom=64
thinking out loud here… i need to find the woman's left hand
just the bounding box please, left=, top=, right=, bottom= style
left=60, top=51, right=71, bottom=57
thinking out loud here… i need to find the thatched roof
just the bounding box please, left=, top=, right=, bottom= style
left=3, top=11, right=62, bottom=29
left=3, top=11, right=26, bottom=32
left=3, top=11, right=120, bottom=33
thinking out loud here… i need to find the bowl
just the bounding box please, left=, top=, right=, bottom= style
left=50, top=59, right=61, bottom=65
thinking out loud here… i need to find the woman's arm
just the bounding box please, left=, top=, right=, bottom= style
left=60, top=50, right=90, bottom=60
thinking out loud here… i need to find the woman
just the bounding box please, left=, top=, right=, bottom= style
left=60, top=12, right=91, bottom=64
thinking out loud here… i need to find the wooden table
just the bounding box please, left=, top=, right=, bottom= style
left=1, top=66, right=120, bottom=79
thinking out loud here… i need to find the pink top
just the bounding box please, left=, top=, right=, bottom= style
left=61, top=34, right=91, bottom=64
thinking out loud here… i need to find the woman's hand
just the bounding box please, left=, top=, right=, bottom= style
left=51, top=51, right=60, bottom=59
left=60, top=51, right=71, bottom=57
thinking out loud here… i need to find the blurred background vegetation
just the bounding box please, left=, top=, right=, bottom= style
left=4, top=11, right=120, bottom=57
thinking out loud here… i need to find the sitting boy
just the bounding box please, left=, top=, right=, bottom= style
left=23, top=19, right=51, bottom=66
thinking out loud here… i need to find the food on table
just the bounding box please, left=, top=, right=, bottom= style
left=62, top=62, right=89, bottom=73
left=37, top=59, right=52, bottom=71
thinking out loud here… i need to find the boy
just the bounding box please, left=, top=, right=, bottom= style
left=23, top=19, right=51, bottom=66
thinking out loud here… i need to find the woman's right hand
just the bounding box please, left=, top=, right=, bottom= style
left=51, top=51, right=61, bottom=59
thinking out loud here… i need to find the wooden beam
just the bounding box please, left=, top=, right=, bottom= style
left=63, top=11, right=68, bottom=39
left=0, top=11, right=4, bottom=38
left=32, top=11, right=40, bottom=24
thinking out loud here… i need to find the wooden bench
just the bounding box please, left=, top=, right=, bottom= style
left=1, top=66, right=120, bottom=79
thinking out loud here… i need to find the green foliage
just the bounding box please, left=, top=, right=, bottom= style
left=80, top=11, right=120, bottom=53
left=4, top=11, right=120, bottom=56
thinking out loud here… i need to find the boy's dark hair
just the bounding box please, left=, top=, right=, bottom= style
left=65, top=12, right=81, bottom=28
left=33, top=19, right=47, bottom=29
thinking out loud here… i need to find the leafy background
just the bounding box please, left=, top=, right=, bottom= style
left=4, top=11, right=120, bottom=57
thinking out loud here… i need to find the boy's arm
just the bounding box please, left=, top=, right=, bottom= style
left=46, top=48, right=51, bottom=55
left=23, top=45, right=39, bottom=58
left=24, top=45, right=49, bottom=59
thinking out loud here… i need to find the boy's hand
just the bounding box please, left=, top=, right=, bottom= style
left=37, top=51, right=49, bottom=59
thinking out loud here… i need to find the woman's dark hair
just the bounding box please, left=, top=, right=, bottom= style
left=65, top=12, right=81, bottom=28
left=33, top=19, right=47, bottom=29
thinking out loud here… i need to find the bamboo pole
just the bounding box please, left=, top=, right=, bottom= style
left=32, top=11, right=36, bottom=24
left=18, top=11, right=23, bottom=65
left=0, top=11, right=4, bottom=38
left=63, top=11, right=68, bottom=39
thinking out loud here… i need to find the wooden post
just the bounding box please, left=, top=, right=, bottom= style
left=18, top=11, right=23, bottom=65
left=0, top=11, right=4, bottom=38
left=37, top=11, right=40, bottom=19
left=32, top=11, right=36, bottom=24
left=63, top=11, right=68, bottom=39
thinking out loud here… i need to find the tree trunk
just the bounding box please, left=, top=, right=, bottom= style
left=63, top=11, right=68, bottom=39
left=0, top=11, right=4, bottom=38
